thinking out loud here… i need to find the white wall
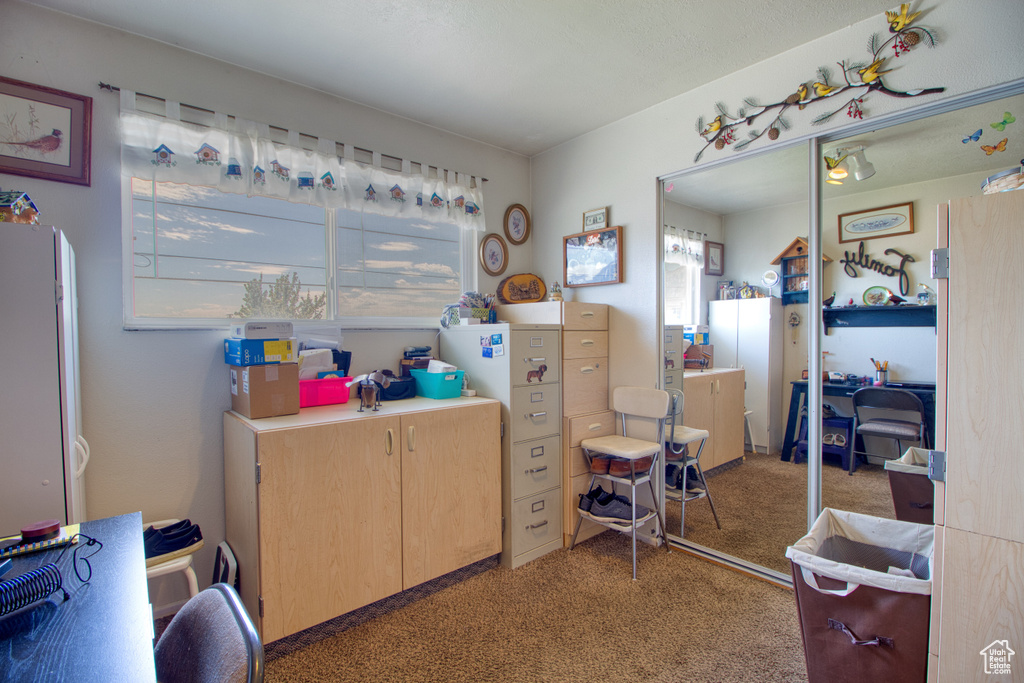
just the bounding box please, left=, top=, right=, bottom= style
left=531, top=0, right=1024, bottom=397
left=1, top=1, right=531, bottom=611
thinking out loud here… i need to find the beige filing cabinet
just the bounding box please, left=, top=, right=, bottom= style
left=223, top=397, right=501, bottom=642
left=497, top=302, right=610, bottom=546
left=680, top=368, right=745, bottom=470
left=440, top=324, right=563, bottom=568
left=663, top=326, right=686, bottom=392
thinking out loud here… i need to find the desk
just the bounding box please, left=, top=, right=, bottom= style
left=781, top=381, right=936, bottom=462
left=0, top=512, right=156, bottom=681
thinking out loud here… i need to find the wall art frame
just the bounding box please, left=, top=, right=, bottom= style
left=0, top=76, right=92, bottom=186
left=582, top=206, right=608, bottom=231
left=479, top=233, right=509, bottom=276
left=705, top=240, right=724, bottom=276
left=838, top=201, right=914, bottom=244
left=503, top=203, right=531, bottom=245
left=563, top=225, right=622, bottom=288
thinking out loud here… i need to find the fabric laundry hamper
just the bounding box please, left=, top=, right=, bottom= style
left=883, top=447, right=935, bottom=524
left=786, top=508, right=934, bottom=683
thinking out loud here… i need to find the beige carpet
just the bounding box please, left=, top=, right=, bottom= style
left=264, top=532, right=807, bottom=683
left=666, top=449, right=894, bottom=574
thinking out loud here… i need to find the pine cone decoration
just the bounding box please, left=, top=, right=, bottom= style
left=902, top=30, right=921, bottom=46
left=768, top=128, right=780, bottom=140
left=715, top=137, right=726, bottom=150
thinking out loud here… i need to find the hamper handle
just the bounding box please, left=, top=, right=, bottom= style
left=828, top=619, right=893, bottom=648
left=800, top=566, right=859, bottom=596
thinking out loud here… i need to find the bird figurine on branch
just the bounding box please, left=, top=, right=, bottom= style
left=823, top=291, right=836, bottom=308
left=886, top=289, right=907, bottom=305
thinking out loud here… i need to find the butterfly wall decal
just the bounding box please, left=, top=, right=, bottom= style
left=962, top=129, right=982, bottom=143
left=980, top=138, right=1008, bottom=156
left=992, top=112, right=1015, bottom=131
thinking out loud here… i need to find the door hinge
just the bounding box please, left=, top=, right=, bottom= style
left=501, top=516, right=505, bottom=534
left=930, top=248, right=949, bottom=280
left=256, top=462, right=261, bottom=484
left=258, top=595, right=264, bottom=618
left=500, top=422, right=505, bottom=439
left=928, top=450, right=946, bottom=483
left=55, top=281, right=64, bottom=304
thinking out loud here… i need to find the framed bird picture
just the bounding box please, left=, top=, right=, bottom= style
left=0, top=76, right=92, bottom=186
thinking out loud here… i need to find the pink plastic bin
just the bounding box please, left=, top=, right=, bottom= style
left=299, top=377, right=352, bottom=407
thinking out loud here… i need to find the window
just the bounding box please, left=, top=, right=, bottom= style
left=126, top=178, right=469, bottom=328
left=663, top=226, right=703, bottom=325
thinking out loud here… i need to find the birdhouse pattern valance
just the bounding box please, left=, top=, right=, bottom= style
left=119, top=89, right=485, bottom=231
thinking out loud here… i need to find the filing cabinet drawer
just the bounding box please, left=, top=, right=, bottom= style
left=562, top=302, right=608, bottom=331
left=566, top=411, right=616, bottom=477
left=512, top=489, right=561, bottom=554
left=510, top=384, right=561, bottom=441
left=511, top=435, right=561, bottom=499
left=510, top=330, right=560, bottom=385
left=563, top=358, right=609, bottom=415
left=664, top=368, right=683, bottom=390
left=664, top=327, right=684, bottom=369
left=562, top=330, right=608, bottom=360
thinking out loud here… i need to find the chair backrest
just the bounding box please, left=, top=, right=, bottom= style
left=154, top=582, right=264, bottom=683
left=612, top=386, right=670, bottom=444
left=852, top=387, right=925, bottom=420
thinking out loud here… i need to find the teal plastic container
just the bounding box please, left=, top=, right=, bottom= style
left=409, top=369, right=464, bottom=399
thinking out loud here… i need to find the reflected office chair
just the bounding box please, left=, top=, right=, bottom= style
left=145, top=518, right=201, bottom=599
left=569, top=386, right=670, bottom=580
left=850, top=387, right=928, bottom=475
left=664, top=388, right=720, bottom=537
left=154, top=582, right=264, bottom=683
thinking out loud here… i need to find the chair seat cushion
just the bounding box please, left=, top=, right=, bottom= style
left=581, top=435, right=661, bottom=459
left=666, top=425, right=709, bottom=448
left=856, top=418, right=922, bottom=439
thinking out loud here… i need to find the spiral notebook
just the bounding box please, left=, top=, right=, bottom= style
left=0, top=524, right=80, bottom=560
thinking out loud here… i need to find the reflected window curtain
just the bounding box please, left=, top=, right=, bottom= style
left=664, top=226, right=704, bottom=325
left=119, top=89, right=485, bottom=230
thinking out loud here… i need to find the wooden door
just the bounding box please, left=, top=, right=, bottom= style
left=401, top=402, right=501, bottom=589
left=936, top=191, right=1024, bottom=680
left=257, top=416, right=402, bottom=642
left=713, top=369, right=746, bottom=469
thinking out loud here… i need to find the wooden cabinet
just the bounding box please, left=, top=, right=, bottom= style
left=224, top=397, right=501, bottom=642
left=440, top=324, right=563, bottom=568
left=681, top=368, right=745, bottom=470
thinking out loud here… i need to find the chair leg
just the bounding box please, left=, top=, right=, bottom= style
left=568, top=474, right=597, bottom=550
left=184, top=563, right=199, bottom=598
left=645, top=476, right=668, bottom=553
left=692, top=460, right=721, bottom=530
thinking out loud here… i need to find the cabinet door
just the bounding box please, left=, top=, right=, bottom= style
left=708, top=300, right=739, bottom=368
left=401, top=402, right=501, bottom=589
left=682, top=373, right=717, bottom=468
left=712, top=370, right=746, bottom=469
left=257, top=416, right=402, bottom=642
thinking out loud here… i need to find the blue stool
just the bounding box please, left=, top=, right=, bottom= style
left=795, top=415, right=855, bottom=472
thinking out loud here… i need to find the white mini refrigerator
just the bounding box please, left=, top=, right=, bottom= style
left=0, top=224, right=88, bottom=538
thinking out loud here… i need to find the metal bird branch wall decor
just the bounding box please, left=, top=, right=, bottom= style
left=693, top=3, right=944, bottom=162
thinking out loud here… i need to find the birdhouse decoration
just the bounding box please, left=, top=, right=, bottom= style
left=770, top=237, right=833, bottom=305
left=0, top=190, right=40, bottom=224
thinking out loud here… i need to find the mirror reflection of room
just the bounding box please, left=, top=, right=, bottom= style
left=660, top=91, right=1022, bottom=575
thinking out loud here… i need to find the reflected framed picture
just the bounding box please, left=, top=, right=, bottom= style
left=582, top=206, right=608, bottom=231
left=705, top=240, right=724, bottom=276
left=479, top=233, right=509, bottom=276
left=838, top=202, right=914, bottom=243
left=563, top=226, right=622, bottom=288
left=0, top=76, right=92, bottom=186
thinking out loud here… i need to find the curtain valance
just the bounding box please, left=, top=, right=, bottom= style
left=664, top=226, right=705, bottom=268
left=119, top=89, right=485, bottom=230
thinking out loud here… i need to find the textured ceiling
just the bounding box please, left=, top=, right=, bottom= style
left=18, top=0, right=897, bottom=156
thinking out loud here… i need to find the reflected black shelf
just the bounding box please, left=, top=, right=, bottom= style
left=822, top=304, right=936, bottom=335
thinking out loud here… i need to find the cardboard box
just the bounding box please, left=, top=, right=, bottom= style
left=683, top=324, right=709, bottom=346
left=230, top=321, right=294, bottom=339
left=399, top=357, right=435, bottom=377
left=683, top=344, right=714, bottom=369
left=224, top=337, right=298, bottom=366
left=230, top=363, right=300, bottom=418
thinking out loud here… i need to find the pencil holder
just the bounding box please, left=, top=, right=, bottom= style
left=874, top=369, right=888, bottom=386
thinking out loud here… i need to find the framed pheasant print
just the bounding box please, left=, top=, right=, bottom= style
left=0, top=76, right=92, bottom=186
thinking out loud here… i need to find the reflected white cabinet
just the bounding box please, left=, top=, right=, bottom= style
left=708, top=298, right=783, bottom=454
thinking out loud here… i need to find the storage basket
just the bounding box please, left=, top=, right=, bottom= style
left=884, top=447, right=935, bottom=524
left=786, top=508, right=933, bottom=683
left=409, top=369, right=463, bottom=399
left=299, top=377, right=352, bottom=407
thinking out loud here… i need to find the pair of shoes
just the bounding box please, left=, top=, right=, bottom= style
left=145, top=522, right=204, bottom=566
left=665, top=464, right=682, bottom=489
left=144, top=519, right=191, bottom=540
left=578, top=486, right=610, bottom=513
left=588, top=491, right=650, bottom=523
left=822, top=434, right=848, bottom=447
left=823, top=434, right=834, bottom=445
left=684, top=472, right=706, bottom=494
left=608, top=456, right=653, bottom=478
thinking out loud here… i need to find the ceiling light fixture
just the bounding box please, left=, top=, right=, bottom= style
left=845, top=146, right=875, bottom=180
left=824, top=145, right=874, bottom=185
left=824, top=150, right=849, bottom=185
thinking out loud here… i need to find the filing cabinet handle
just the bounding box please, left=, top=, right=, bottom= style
left=525, top=520, right=549, bottom=530
left=526, top=412, right=547, bottom=419
left=580, top=339, right=595, bottom=346
left=666, top=350, right=677, bottom=356
left=385, top=428, right=394, bottom=456
left=580, top=366, right=596, bottom=374
left=524, top=357, right=547, bottom=363
left=526, top=466, right=548, bottom=474
left=588, top=423, right=603, bottom=431
left=407, top=425, right=416, bottom=451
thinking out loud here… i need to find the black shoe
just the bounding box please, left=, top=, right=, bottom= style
left=144, top=519, right=191, bottom=540
left=685, top=474, right=706, bottom=494
left=145, top=523, right=203, bottom=561
left=578, top=486, right=610, bottom=512
left=665, top=464, right=681, bottom=489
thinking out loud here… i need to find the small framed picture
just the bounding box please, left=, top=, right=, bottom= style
left=479, top=233, right=509, bottom=276
left=582, top=206, right=608, bottom=231
left=503, top=203, right=531, bottom=245
left=705, top=241, right=724, bottom=276
left=838, top=202, right=914, bottom=244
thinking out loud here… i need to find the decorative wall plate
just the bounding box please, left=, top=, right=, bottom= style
left=479, top=233, right=509, bottom=276
left=503, top=204, right=531, bottom=245
left=863, top=285, right=889, bottom=305
left=496, top=273, right=546, bottom=304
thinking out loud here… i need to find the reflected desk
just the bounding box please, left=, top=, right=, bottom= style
left=0, top=512, right=156, bottom=681
left=781, top=380, right=936, bottom=463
